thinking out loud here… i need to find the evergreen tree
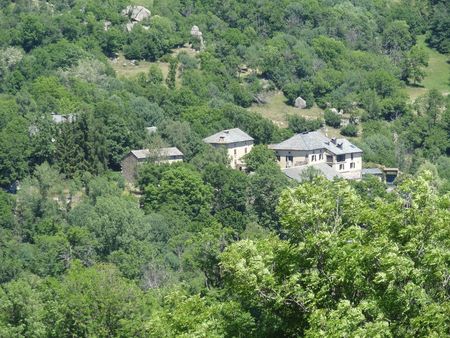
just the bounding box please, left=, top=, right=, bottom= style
left=166, top=58, right=178, bottom=89
left=55, top=122, right=85, bottom=178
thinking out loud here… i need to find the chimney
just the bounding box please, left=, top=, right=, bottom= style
left=331, top=137, right=337, bottom=144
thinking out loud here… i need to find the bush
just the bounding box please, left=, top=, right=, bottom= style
left=324, top=109, right=341, bottom=128
left=287, top=115, right=322, bottom=133
left=282, top=82, right=314, bottom=108
left=341, top=123, right=358, bottom=137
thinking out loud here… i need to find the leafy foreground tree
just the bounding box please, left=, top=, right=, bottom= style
left=220, top=173, right=450, bottom=337
left=0, top=263, right=147, bottom=337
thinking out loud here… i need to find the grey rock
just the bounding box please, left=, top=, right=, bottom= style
left=295, top=97, right=307, bottom=109
left=122, top=5, right=151, bottom=22
left=190, top=25, right=205, bottom=50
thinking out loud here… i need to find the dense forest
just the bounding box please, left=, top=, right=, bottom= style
left=0, top=0, right=449, bottom=336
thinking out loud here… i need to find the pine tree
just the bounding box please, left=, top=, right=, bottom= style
left=55, top=122, right=85, bottom=178
left=166, top=58, right=178, bottom=89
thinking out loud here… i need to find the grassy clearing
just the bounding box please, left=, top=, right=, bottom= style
left=249, top=91, right=324, bottom=127
left=405, top=36, right=450, bottom=101
left=109, top=45, right=197, bottom=84
left=109, top=53, right=170, bottom=79
left=248, top=90, right=364, bottom=139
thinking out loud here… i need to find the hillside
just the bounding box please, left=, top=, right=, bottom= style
left=0, top=0, right=449, bottom=336
left=406, top=36, right=450, bottom=100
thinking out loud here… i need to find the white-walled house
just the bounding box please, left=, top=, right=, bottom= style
left=203, top=128, right=254, bottom=170
left=269, top=131, right=363, bottom=180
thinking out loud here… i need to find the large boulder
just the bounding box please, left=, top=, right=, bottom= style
left=122, top=5, right=151, bottom=22
left=190, top=25, right=202, bottom=37
left=294, top=97, right=307, bottom=109
left=104, top=20, right=111, bottom=31
left=330, top=108, right=338, bottom=114
left=190, top=25, right=205, bottom=50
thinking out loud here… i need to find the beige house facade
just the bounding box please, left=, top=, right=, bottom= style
left=269, top=131, right=363, bottom=180
left=121, top=147, right=184, bottom=183
left=203, top=128, right=254, bottom=169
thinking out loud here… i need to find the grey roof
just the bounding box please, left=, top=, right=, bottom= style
left=51, top=113, right=76, bottom=124
left=283, top=163, right=343, bottom=182
left=130, top=147, right=183, bottom=160
left=131, top=149, right=151, bottom=159
left=203, top=128, right=254, bottom=144
left=362, top=168, right=383, bottom=175
left=160, top=147, right=184, bottom=157
left=270, top=131, right=362, bottom=155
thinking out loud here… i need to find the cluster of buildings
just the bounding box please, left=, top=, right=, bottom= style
left=269, top=131, right=363, bottom=181
left=122, top=127, right=396, bottom=184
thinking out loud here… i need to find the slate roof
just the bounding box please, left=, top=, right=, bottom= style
left=269, top=131, right=362, bottom=155
left=131, top=149, right=151, bottom=159
left=160, top=147, right=184, bottom=157
left=362, top=168, right=383, bottom=175
left=283, top=163, right=343, bottom=182
left=203, top=128, right=254, bottom=144
left=130, top=147, right=183, bottom=160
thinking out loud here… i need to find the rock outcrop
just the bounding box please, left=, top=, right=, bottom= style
left=104, top=20, right=111, bottom=31
left=122, top=5, right=151, bottom=22
left=190, top=25, right=205, bottom=50
left=122, top=5, right=151, bottom=32
left=294, top=97, right=307, bottom=109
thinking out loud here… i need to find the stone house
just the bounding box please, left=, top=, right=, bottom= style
left=269, top=131, right=363, bottom=180
left=121, top=147, right=184, bottom=183
left=203, top=128, right=254, bottom=170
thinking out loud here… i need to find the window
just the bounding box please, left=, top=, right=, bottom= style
left=351, top=153, right=354, bottom=160
left=276, top=155, right=280, bottom=162
left=234, top=149, right=237, bottom=156
left=311, top=155, right=317, bottom=162
left=286, top=156, right=293, bottom=162
left=350, top=162, right=355, bottom=169
left=244, top=147, right=247, bottom=154
left=319, top=153, right=323, bottom=160
left=339, top=164, right=344, bottom=170
left=337, top=154, right=345, bottom=162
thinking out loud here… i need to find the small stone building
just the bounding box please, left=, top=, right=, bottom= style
left=121, top=147, right=183, bottom=183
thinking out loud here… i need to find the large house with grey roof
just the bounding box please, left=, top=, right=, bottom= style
left=121, top=147, right=184, bottom=183
left=203, top=128, right=254, bottom=170
left=269, top=131, right=363, bottom=181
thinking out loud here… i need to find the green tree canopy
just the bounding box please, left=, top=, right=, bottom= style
left=221, top=173, right=450, bottom=336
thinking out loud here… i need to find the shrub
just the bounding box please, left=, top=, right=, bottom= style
left=324, top=109, right=341, bottom=128
left=341, top=123, right=358, bottom=137
left=287, top=115, right=322, bottom=133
